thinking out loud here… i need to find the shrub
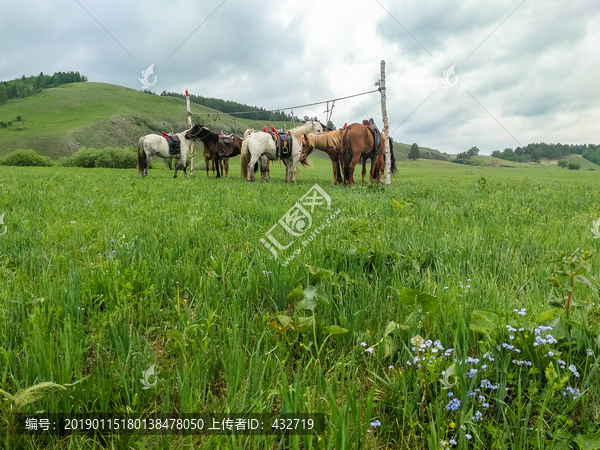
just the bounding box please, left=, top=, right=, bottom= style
left=61, top=146, right=137, bottom=168
left=0, top=149, right=53, bottom=167
left=567, top=162, right=581, bottom=170
left=452, top=158, right=476, bottom=165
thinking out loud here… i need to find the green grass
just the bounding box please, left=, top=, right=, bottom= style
left=1, top=159, right=600, bottom=449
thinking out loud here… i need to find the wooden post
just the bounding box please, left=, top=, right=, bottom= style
left=186, top=90, right=195, bottom=177
left=377, top=60, right=391, bottom=186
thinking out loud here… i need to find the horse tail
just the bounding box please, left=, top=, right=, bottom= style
left=342, top=127, right=353, bottom=181
left=240, top=136, right=250, bottom=179
left=389, top=137, right=397, bottom=176
left=137, top=137, right=146, bottom=174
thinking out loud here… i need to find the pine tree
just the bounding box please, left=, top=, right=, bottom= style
left=408, top=143, right=420, bottom=160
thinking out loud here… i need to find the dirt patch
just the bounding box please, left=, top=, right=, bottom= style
left=488, top=162, right=515, bottom=168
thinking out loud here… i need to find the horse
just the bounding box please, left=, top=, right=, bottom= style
left=188, top=125, right=223, bottom=178
left=137, top=124, right=202, bottom=178
left=300, top=130, right=345, bottom=185
left=218, top=136, right=242, bottom=178
left=363, top=135, right=397, bottom=185
left=240, top=121, right=322, bottom=182
left=341, top=123, right=382, bottom=186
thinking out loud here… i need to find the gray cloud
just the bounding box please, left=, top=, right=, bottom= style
left=1, top=0, right=598, bottom=154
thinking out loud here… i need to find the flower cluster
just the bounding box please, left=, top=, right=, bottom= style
left=564, top=386, right=581, bottom=399
left=513, top=308, right=527, bottom=316
left=568, top=364, right=580, bottom=377
left=512, top=359, right=533, bottom=367
left=446, top=398, right=461, bottom=411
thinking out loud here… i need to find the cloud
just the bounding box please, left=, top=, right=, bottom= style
left=0, top=0, right=598, bottom=154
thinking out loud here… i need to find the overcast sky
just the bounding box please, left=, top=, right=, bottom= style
left=1, top=0, right=598, bottom=153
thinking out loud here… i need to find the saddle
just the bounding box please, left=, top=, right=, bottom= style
left=362, top=119, right=381, bottom=156
left=161, top=131, right=181, bottom=155
left=218, top=130, right=234, bottom=141
left=264, top=125, right=292, bottom=160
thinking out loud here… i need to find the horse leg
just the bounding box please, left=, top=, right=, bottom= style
left=348, top=153, right=362, bottom=186
left=143, top=154, right=151, bottom=177
left=267, top=159, right=270, bottom=179
left=282, top=159, right=290, bottom=183
left=331, top=159, right=338, bottom=185
left=258, top=157, right=268, bottom=181
left=247, top=155, right=259, bottom=182
left=173, top=158, right=178, bottom=178
left=361, top=157, right=367, bottom=186
left=204, top=156, right=209, bottom=177
left=225, top=158, right=229, bottom=178
left=182, top=154, right=187, bottom=178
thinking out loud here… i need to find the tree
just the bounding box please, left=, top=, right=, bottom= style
left=408, top=143, right=420, bottom=160
left=531, top=148, right=543, bottom=162
left=326, top=120, right=336, bottom=130
left=557, top=160, right=568, bottom=169
left=16, top=116, right=22, bottom=122
left=568, top=162, right=581, bottom=170
left=467, top=146, right=479, bottom=157
left=456, top=151, right=469, bottom=159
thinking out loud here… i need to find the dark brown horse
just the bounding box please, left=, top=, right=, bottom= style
left=341, top=123, right=381, bottom=186
left=218, top=136, right=242, bottom=177
left=300, top=130, right=345, bottom=185
left=189, top=125, right=223, bottom=178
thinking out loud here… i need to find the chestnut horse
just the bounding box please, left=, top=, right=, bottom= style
left=300, top=130, right=345, bottom=185
left=341, top=123, right=381, bottom=186
left=364, top=136, right=397, bottom=185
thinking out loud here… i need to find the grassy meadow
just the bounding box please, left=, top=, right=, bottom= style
left=1, top=158, right=600, bottom=449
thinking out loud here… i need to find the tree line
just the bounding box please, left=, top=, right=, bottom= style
left=0, top=72, right=88, bottom=105
left=491, top=143, right=599, bottom=164
left=146, top=90, right=300, bottom=122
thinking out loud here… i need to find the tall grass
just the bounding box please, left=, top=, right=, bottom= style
left=0, top=160, right=599, bottom=449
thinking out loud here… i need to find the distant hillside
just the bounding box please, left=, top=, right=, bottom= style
left=0, top=82, right=297, bottom=158
left=392, top=143, right=448, bottom=161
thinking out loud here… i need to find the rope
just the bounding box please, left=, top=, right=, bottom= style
left=190, top=88, right=379, bottom=117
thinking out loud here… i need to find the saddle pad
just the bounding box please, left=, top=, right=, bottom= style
left=278, top=134, right=293, bottom=158
left=164, top=135, right=181, bottom=155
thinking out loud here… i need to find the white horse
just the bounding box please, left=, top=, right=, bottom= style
left=137, top=124, right=201, bottom=178
left=240, top=121, right=323, bottom=182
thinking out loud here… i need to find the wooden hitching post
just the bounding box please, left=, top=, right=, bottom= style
left=186, top=90, right=195, bottom=177
left=377, top=60, right=391, bottom=186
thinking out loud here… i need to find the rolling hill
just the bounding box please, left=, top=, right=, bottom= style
left=0, top=82, right=297, bottom=158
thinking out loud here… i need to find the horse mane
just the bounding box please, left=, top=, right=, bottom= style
left=308, top=129, right=343, bottom=150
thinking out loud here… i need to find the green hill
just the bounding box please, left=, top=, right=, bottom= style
left=0, top=82, right=297, bottom=158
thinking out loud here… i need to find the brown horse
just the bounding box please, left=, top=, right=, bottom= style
left=342, top=123, right=381, bottom=186
left=189, top=125, right=223, bottom=178
left=363, top=135, right=397, bottom=185
left=300, top=130, right=345, bottom=185
left=218, top=136, right=242, bottom=177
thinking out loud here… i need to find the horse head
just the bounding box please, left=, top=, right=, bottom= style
left=299, top=134, right=314, bottom=163
left=312, top=121, right=323, bottom=134
left=188, top=124, right=211, bottom=140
